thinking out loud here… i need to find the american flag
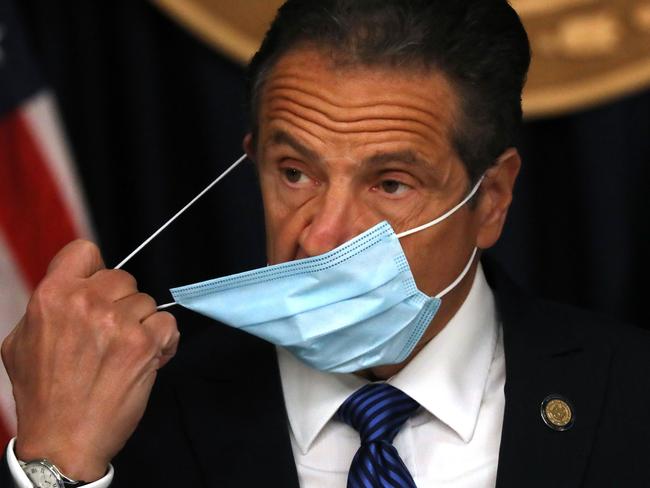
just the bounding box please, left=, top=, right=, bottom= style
left=0, top=0, right=93, bottom=447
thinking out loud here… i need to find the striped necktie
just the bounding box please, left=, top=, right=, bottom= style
left=336, top=383, right=420, bottom=488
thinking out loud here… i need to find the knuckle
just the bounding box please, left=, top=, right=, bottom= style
left=98, top=308, right=120, bottom=329
left=154, top=312, right=179, bottom=338
left=73, top=238, right=100, bottom=256
left=113, top=269, right=137, bottom=289
left=124, top=328, right=154, bottom=355
left=141, top=312, right=179, bottom=356
left=30, top=280, right=56, bottom=310
left=137, top=293, right=157, bottom=312
left=49, top=239, right=97, bottom=269
left=72, top=239, right=103, bottom=268
left=27, top=280, right=61, bottom=321
left=1, top=335, right=13, bottom=366
left=26, top=293, right=44, bottom=322
left=157, top=311, right=177, bottom=328
left=68, top=287, right=93, bottom=316
left=93, top=269, right=138, bottom=290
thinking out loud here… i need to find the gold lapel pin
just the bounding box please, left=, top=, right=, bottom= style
left=541, top=394, right=574, bottom=431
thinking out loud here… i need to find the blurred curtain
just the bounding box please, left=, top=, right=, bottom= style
left=13, top=0, right=649, bottom=327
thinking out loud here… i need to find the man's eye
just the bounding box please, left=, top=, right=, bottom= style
left=284, top=168, right=306, bottom=184
left=380, top=180, right=409, bottom=195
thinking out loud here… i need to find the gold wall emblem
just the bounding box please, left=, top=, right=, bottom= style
left=152, top=0, right=650, bottom=119
left=512, top=0, right=650, bottom=118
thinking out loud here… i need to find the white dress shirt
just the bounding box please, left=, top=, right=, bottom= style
left=278, top=264, right=505, bottom=487
left=6, top=264, right=503, bottom=488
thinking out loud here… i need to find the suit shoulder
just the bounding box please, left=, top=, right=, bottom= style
left=542, top=297, right=647, bottom=341
left=483, top=256, right=649, bottom=353
left=533, top=297, right=650, bottom=374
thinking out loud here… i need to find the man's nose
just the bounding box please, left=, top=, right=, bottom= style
left=297, top=187, right=369, bottom=258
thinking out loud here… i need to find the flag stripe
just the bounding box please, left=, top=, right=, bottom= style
left=23, top=93, right=94, bottom=239
left=0, top=105, right=80, bottom=288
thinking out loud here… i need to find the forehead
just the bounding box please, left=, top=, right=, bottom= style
left=257, top=48, right=460, bottom=159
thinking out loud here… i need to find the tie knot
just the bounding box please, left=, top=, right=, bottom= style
left=336, top=383, right=420, bottom=444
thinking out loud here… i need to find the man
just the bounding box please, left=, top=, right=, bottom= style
left=3, top=0, right=650, bottom=487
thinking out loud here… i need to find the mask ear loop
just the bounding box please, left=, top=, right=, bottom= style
left=112, top=154, right=248, bottom=309
left=394, top=175, right=484, bottom=299
left=434, top=247, right=478, bottom=299
left=395, top=176, right=485, bottom=239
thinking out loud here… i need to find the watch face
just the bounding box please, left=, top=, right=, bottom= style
left=24, top=462, right=62, bottom=488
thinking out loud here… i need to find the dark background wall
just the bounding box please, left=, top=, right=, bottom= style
left=15, top=0, right=650, bottom=327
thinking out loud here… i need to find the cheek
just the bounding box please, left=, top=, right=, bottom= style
left=401, top=236, right=447, bottom=296
left=259, top=174, right=310, bottom=264
left=401, top=217, right=476, bottom=296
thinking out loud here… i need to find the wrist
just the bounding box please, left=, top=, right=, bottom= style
left=15, top=440, right=108, bottom=482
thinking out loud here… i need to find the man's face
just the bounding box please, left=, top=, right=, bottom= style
left=244, top=48, right=518, bottom=365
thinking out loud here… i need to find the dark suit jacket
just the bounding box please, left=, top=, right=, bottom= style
left=4, top=259, right=650, bottom=487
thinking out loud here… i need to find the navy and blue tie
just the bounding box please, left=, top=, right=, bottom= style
left=336, top=383, right=421, bottom=488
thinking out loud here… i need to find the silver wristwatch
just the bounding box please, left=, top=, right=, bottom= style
left=19, top=458, right=86, bottom=488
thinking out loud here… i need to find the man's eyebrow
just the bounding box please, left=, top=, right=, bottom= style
left=268, top=131, right=434, bottom=169
left=364, top=150, right=433, bottom=168
left=268, top=130, right=320, bottom=162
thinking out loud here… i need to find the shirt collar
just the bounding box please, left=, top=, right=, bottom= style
left=277, top=263, right=499, bottom=455
left=388, top=263, right=498, bottom=442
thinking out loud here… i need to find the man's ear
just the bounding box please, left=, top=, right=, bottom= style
left=243, top=133, right=256, bottom=162
left=475, top=148, right=521, bottom=250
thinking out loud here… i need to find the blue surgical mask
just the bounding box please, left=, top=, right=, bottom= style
left=116, top=155, right=483, bottom=373
left=169, top=176, right=482, bottom=373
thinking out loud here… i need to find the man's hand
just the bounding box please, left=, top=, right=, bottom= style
left=1, top=240, right=180, bottom=482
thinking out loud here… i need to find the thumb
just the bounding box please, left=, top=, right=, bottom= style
left=47, top=239, right=106, bottom=279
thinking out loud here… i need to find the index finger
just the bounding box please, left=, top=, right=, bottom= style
left=47, top=239, right=106, bottom=279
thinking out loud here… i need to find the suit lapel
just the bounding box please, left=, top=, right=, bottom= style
left=171, top=339, right=300, bottom=488
left=487, top=264, right=612, bottom=488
